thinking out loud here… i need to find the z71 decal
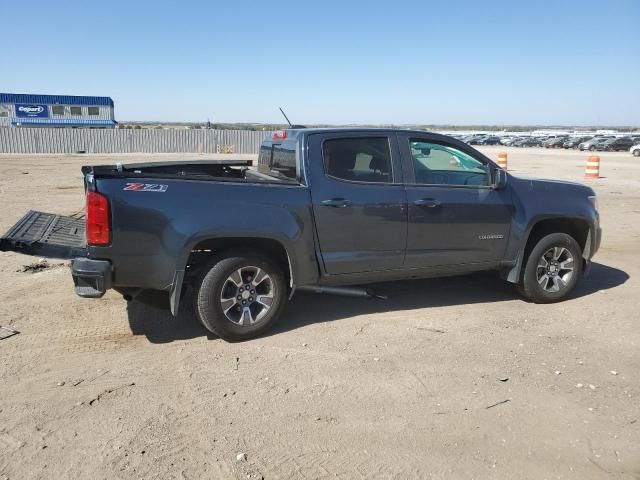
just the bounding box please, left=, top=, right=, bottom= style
left=123, top=183, right=168, bottom=192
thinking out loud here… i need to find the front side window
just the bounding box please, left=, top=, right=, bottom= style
left=87, top=107, right=99, bottom=116
left=52, top=105, right=65, bottom=115
left=409, top=139, right=489, bottom=187
left=323, top=137, right=392, bottom=183
left=70, top=106, right=82, bottom=115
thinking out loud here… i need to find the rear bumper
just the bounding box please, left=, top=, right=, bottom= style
left=71, top=258, right=112, bottom=298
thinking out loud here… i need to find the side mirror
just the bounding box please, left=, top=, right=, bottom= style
left=492, top=168, right=508, bottom=189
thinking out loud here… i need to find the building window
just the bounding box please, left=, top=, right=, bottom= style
left=52, top=105, right=65, bottom=115
left=87, top=107, right=99, bottom=116
left=70, top=106, right=82, bottom=115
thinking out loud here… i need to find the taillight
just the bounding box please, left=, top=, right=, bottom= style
left=86, top=191, right=110, bottom=246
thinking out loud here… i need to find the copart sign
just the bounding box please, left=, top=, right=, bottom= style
left=15, top=104, right=49, bottom=118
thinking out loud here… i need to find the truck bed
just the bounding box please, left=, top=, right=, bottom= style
left=83, top=159, right=297, bottom=185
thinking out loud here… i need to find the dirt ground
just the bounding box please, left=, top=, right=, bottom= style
left=0, top=147, right=638, bottom=480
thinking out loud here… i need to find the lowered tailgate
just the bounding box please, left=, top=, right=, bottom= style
left=0, top=210, right=87, bottom=259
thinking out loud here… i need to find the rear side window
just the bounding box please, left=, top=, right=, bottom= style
left=323, top=137, right=392, bottom=183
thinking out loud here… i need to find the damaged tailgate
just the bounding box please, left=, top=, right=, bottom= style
left=0, top=210, right=87, bottom=259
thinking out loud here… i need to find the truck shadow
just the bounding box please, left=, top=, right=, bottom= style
left=125, top=262, right=628, bottom=343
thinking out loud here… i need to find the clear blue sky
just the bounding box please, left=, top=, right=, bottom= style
left=3, top=0, right=639, bottom=125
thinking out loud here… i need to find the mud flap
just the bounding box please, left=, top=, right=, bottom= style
left=0, top=210, right=87, bottom=259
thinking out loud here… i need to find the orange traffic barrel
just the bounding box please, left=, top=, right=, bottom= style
left=497, top=152, right=508, bottom=170
left=584, top=156, right=600, bottom=179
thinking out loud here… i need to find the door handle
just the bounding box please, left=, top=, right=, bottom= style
left=413, top=198, right=440, bottom=208
left=321, top=198, right=351, bottom=208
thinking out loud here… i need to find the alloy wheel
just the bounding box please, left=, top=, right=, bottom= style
left=219, top=266, right=275, bottom=326
left=536, top=247, right=575, bottom=293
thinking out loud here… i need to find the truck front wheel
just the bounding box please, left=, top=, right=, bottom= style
left=519, top=233, right=582, bottom=303
left=193, top=250, right=287, bottom=341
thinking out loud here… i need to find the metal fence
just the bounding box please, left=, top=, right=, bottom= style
left=0, top=128, right=270, bottom=154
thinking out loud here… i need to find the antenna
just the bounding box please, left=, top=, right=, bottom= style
left=279, top=107, right=293, bottom=127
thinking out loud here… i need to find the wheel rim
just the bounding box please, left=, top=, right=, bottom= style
left=219, top=266, right=274, bottom=326
left=536, top=247, right=575, bottom=293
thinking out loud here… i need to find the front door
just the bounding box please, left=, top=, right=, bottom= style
left=307, top=133, right=407, bottom=275
left=398, top=134, right=513, bottom=268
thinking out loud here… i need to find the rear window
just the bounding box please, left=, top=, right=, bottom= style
left=256, top=137, right=298, bottom=182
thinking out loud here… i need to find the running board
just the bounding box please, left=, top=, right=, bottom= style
left=296, top=286, right=387, bottom=300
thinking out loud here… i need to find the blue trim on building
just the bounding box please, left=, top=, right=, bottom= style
left=11, top=118, right=117, bottom=127
left=0, top=93, right=113, bottom=107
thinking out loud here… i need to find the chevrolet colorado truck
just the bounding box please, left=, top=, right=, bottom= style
left=0, top=129, right=601, bottom=341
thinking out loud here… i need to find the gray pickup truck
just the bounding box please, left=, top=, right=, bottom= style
left=1, top=128, right=601, bottom=341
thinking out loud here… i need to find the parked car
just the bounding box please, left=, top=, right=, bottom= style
left=467, top=136, right=487, bottom=145
left=0, top=128, right=601, bottom=341
left=476, top=136, right=502, bottom=145
left=514, top=137, right=542, bottom=147
left=595, top=137, right=635, bottom=152
left=460, top=135, right=479, bottom=144
left=499, top=137, right=511, bottom=145
left=631, top=144, right=640, bottom=157
left=543, top=137, right=568, bottom=148
left=500, top=137, right=519, bottom=145
left=563, top=136, right=592, bottom=149
left=502, top=137, right=524, bottom=146
left=579, top=137, right=611, bottom=151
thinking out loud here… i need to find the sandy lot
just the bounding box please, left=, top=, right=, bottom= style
left=0, top=147, right=639, bottom=479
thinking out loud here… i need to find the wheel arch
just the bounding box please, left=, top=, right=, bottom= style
left=504, top=216, right=592, bottom=284
left=170, top=235, right=296, bottom=316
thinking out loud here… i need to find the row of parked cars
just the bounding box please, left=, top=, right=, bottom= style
left=452, top=134, right=640, bottom=156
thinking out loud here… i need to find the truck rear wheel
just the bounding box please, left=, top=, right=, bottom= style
left=519, top=233, right=582, bottom=303
left=193, top=250, right=287, bottom=341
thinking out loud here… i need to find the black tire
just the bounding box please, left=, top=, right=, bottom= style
left=633, top=149, right=640, bottom=157
left=519, top=233, right=582, bottom=303
left=193, top=250, right=287, bottom=341
left=589, top=145, right=596, bottom=151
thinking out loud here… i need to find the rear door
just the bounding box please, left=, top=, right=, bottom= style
left=306, top=132, right=407, bottom=275
left=0, top=210, right=86, bottom=259
left=398, top=133, right=513, bottom=268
